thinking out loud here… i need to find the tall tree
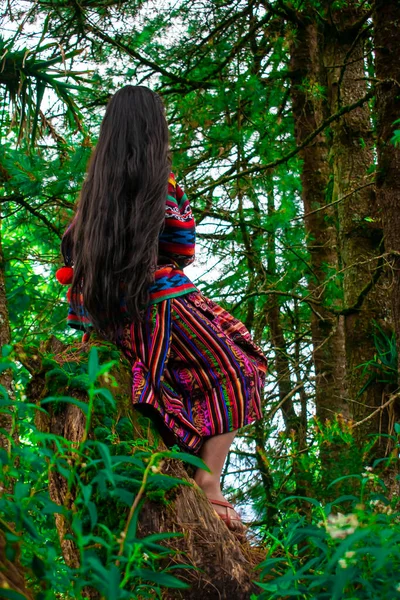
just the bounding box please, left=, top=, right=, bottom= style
left=289, top=10, right=347, bottom=422
left=374, top=0, right=400, bottom=382
left=0, top=227, right=12, bottom=452
left=323, top=2, right=389, bottom=440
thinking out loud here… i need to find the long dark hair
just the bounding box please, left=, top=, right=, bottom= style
left=62, top=85, right=170, bottom=333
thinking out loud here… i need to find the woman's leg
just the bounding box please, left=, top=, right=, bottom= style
left=194, top=430, right=243, bottom=528
left=194, top=430, right=236, bottom=499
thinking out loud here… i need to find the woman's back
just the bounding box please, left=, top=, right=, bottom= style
left=62, top=172, right=197, bottom=331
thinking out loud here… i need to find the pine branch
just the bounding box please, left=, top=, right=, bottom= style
left=1, top=195, right=61, bottom=237
left=192, top=88, right=375, bottom=198
left=85, top=23, right=211, bottom=90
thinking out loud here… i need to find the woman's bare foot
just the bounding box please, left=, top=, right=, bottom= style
left=193, top=431, right=245, bottom=532
left=194, top=472, right=245, bottom=532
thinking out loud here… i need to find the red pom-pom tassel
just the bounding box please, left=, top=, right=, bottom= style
left=56, top=266, right=74, bottom=285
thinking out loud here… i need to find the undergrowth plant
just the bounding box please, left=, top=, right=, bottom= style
left=0, top=345, right=203, bottom=599
left=253, top=429, right=400, bottom=600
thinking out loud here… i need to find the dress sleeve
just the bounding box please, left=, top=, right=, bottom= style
left=56, top=215, right=93, bottom=334
left=158, top=173, right=196, bottom=269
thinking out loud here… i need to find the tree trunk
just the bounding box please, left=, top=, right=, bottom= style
left=289, top=17, right=347, bottom=421
left=0, top=174, right=28, bottom=600
left=22, top=336, right=260, bottom=600
left=323, top=3, right=390, bottom=444
left=264, top=178, right=313, bottom=501
left=0, top=531, right=34, bottom=599
left=263, top=178, right=296, bottom=431
left=373, top=0, right=400, bottom=491
left=0, top=211, right=14, bottom=452
left=374, top=0, right=400, bottom=379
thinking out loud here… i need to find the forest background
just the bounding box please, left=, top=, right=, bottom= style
left=1, top=0, right=400, bottom=598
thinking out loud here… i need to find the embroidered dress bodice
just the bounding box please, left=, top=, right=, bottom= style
left=148, top=172, right=197, bottom=304
left=62, top=172, right=197, bottom=331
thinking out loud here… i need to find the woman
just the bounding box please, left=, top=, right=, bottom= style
left=57, top=85, right=268, bottom=531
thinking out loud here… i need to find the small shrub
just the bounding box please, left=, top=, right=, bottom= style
left=254, top=456, right=400, bottom=600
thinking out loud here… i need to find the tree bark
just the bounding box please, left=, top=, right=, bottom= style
left=289, top=16, right=347, bottom=421
left=0, top=531, right=34, bottom=599
left=373, top=0, right=400, bottom=489
left=374, top=0, right=400, bottom=379
left=0, top=207, right=14, bottom=452
left=323, top=3, right=390, bottom=443
left=22, top=336, right=260, bottom=600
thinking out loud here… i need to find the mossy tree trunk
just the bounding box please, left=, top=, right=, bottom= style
left=22, top=336, right=261, bottom=600
left=289, top=14, right=358, bottom=499
left=289, top=15, right=347, bottom=422
left=323, top=2, right=390, bottom=445
left=373, top=0, right=400, bottom=493
left=0, top=189, right=13, bottom=452
left=374, top=0, right=400, bottom=378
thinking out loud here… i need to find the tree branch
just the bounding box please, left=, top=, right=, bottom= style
left=353, top=392, right=400, bottom=428
left=192, top=88, right=375, bottom=198
left=1, top=195, right=61, bottom=237
left=85, top=23, right=211, bottom=90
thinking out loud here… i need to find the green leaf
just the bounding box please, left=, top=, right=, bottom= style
left=93, top=387, right=116, bottom=409
left=105, top=564, right=121, bottom=600
left=88, top=347, right=99, bottom=382
left=31, top=554, right=46, bottom=579
left=327, top=529, right=371, bottom=570
left=14, top=482, right=30, bottom=501
left=87, top=501, right=98, bottom=529
left=1, top=345, right=13, bottom=358
left=94, top=361, right=117, bottom=378
left=142, top=532, right=183, bottom=543
left=97, top=442, right=115, bottom=486
left=148, top=473, right=190, bottom=491
left=110, top=487, right=134, bottom=506
left=40, top=396, right=88, bottom=415
left=80, top=483, right=92, bottom=504
left=278, top=495, right=322, bottom=508
left=165, top=451, right=210, bottom=472
left=21, top=514, right=40, bottom=540
left=0, top=590, right=30, bottom=600
left=85, top=554, right=109, bottom=580
left=327, top=474, right=362, bottom=489
left=40, top=498, right=66, bottom=515
left=131, top=569, right=189, bottom=589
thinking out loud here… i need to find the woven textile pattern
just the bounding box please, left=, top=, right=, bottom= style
left=117, top=292, right=268, bottom=452
left=65, top=173, right=197, bottom=330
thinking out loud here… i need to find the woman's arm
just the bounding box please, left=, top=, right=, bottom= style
left=57, top=214, right=93, bottom=334
left=158, top=173, right=196, bottom=268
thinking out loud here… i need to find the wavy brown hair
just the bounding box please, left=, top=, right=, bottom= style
left=62, top=85, right=170, bottom=333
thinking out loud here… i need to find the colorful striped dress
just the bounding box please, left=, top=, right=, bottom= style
left=59, top=174, right=268, bottom=453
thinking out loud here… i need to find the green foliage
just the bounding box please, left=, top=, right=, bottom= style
left=254, top=454, right=400, bottom=599
left=1, top=2, right=399, bottom=598
left=0, top=347, right=198, bottom=598
left=0, top=35, right=94, bottom=145
left=391, top=119, right=400, bottom=147
left=356, top=322, right=398, bottom=397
